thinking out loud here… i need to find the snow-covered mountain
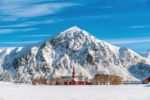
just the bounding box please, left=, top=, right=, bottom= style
left=141, top=51, right=150, bottom=59
left=0, top=26, right=150, bottom=83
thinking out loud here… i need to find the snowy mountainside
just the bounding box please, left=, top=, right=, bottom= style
left=141, top=51, right=150, bottom=59
left=0, top=26, right=150, bottom=83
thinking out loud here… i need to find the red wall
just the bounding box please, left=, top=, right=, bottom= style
left=146, top=77, right=150, bottom=81
left=63, top=80, right=93, bottom=85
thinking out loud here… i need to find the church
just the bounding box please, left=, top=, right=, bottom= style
left=61, top=68, right=93, bottom=85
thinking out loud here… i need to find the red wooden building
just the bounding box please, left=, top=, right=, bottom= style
left=63, top=68, right=93, bottom=85
left=146, top=76, right=150, bottom=82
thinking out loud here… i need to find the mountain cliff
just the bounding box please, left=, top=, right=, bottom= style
left=0, top=26, right=150, bottom=83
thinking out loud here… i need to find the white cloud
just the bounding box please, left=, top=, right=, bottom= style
left=19, top=34, right=51, bottom=37
left=52, top=15, right=112, bottom=23
left=0, top=19, right=55, bottom=28
left=0, top=28, right=37, bottom=34
left=79, top=15, right=112, bottom=19
left=0, top=41, right=39, bottom=45
left=0, top=0, right=79, bottom=18
left=21, top=28, right=38, bottom=32
left=0, top=17, right=18, bottom=21
left=0, top=23, right=32, bottom=28
left=128, top=25, right=150, bottom=29
left=106, top=38, right=150, bottom=45
left=0, top=29, right=15, bottom=34
left=0, top=0, right=54, bottom=5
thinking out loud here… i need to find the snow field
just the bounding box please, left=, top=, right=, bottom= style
left=0, top=82, right=149, bottom=100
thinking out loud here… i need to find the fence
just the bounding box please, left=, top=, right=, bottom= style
left=123, top=81, right=143, bottom=84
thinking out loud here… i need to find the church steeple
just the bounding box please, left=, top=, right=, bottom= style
left=72, top=67, right=76, bottom=79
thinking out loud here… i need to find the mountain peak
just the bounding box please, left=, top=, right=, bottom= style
left=63, top=26, right=82, bottom=33
left=58, top=26, right=89, bottom=38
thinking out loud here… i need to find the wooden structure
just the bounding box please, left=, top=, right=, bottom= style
left=62, top=68, right=92, bottom=85
left=145, top=76, right=150, bottom=83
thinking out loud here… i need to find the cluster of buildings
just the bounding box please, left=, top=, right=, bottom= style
left=61, top=68, right=93, bottom=85
left=60, top=68, right=150, bottom=85
left=32, top=67, right=150, bottom=85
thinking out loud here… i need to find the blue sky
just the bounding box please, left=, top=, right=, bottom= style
left=0, top=0, right=150, bottom=53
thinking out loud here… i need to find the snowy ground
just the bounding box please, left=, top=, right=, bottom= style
left=0, top=82, right=150, bottom=100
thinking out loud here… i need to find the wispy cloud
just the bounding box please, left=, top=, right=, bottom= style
left=128, top=25, right=150, bottom=29
left=21, top=28, right=38, bottom=32
left=0, top=19, right=55, bottom=28
left=51, top=15, right=112, bottom=23
left=0, top=23, right=32, bottom=28
left=106, top=38, right=150, bottom=45
left=0, top=0, right=79, bottom=18
left=0, top=41, right=39, bottom=45
left=18, top=34, right=51, bottom=38
left=0, top=29, right=15, bottom=34
left=0, top=28, right=37, bottom=34
left=78, top=15, right=112, bottom=19
left=0, top=14, right=111, bottom=29
left=0, top=16, right=18, bottom=21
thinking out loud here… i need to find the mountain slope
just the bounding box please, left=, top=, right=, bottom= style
left=0, top=26, right=150, bottom=83
left=141, top=51, right=150, bottom=59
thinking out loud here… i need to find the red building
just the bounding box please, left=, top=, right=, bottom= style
left=63, top=68, right=93, bottom=85
left=146, top=77, right=150, bottom=82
